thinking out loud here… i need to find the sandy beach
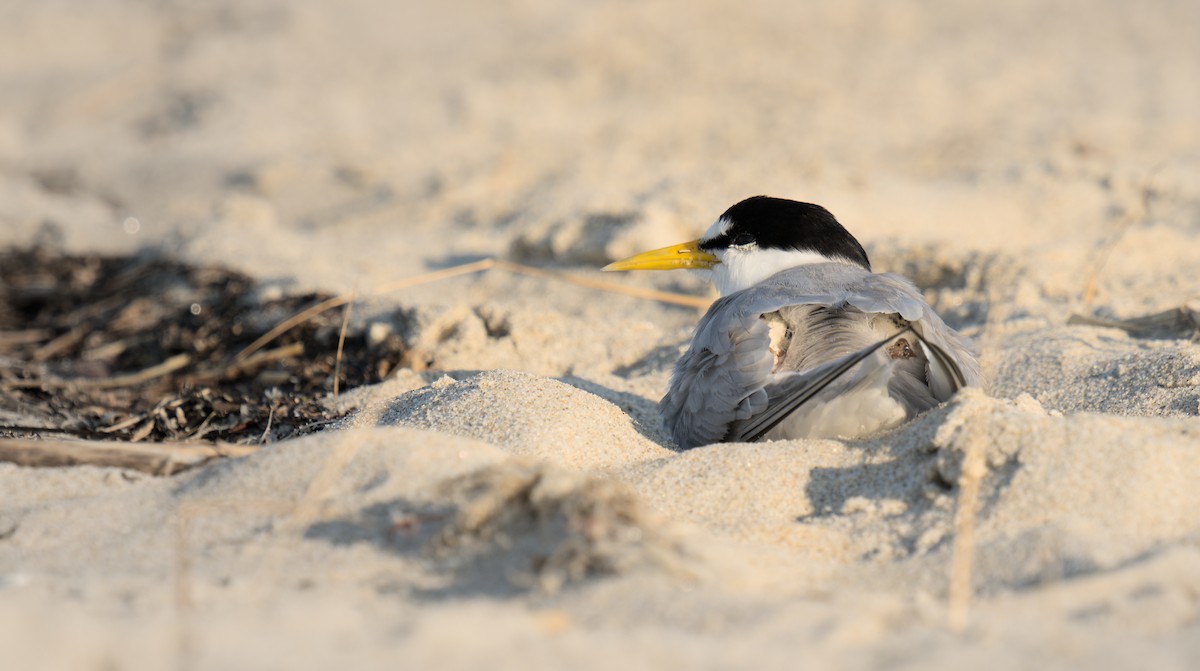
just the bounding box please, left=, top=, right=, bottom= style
left=2, top=1, right=1199, bottom=668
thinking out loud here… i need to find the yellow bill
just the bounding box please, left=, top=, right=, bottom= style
left=602, top=239, right=719, bottom=272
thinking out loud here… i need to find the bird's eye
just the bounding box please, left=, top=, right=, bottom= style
left=731, top=233, right=755, bottom=247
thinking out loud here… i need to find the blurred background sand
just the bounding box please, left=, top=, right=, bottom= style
left=2, top=1, right=1199, bottom=669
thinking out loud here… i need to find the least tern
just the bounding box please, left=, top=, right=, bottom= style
left=604, top=196, right=981, bottom=449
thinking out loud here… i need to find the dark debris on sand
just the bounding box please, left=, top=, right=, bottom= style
left=0, top=246, right=413, bottom=444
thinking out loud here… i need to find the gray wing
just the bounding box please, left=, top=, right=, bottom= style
left=659, top=264, right=981, bottom=450
left=657, top=306, right=775, bottom=449
left=726, top=325, right=914, bottom=443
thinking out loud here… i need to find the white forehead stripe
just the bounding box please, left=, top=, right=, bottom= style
left=701, top=216, right=732, bottom=242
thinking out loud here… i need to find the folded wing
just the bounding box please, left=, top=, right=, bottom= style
left=659, top=265, right=981, bottom=449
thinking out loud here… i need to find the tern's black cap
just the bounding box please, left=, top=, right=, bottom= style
left=701, top=196, right=871, bottom=270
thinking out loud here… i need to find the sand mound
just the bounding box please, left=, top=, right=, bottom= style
left=379, top=370, right=673, bottom=468
left=626, top=389, right=1200, bottom=593
left=376, top=303, right=677, bottom=377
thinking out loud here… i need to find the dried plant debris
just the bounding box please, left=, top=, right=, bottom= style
left=1068, top=303, right=1200, bottom=341
left=432, top=462, right=692, bottom=593
left=0, top=246, right=411, bottom=444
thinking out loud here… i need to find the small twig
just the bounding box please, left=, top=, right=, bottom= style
left=0, top=436, right=258, bottom=475
left=100, top=414, right=147, bottom=434
left=233, top=342, right=304, bottom=369
left=32, top=324, right=88, bottom=361
left=493, top=259, right=712, bottom=309
left=1068, top=306, right=1200, bottom=339
left=130, top=418, right=156, bottom=443
left=259, top=406, right=275, bottom=445
left=0, top=424, right=84, bottom=437
left=0, top=329, right=53, bottom=348
left=97, top=353, right=188, bottom=388
left=0, top=353, right=192, bottom=391
left=227, top=256, right=711, bottom=369
left=231, top=295, right=352, bottom=364
left=948, top=424, right=987, bottom=631
left=232, top=259, right=498, bottom=363
left=182, top=412, right=217, bottom=441
left=333, top=295, right=354, bottom=398
left=367, top=257, right=498, bottom=295
left=187, top=343, right=304, bottom=384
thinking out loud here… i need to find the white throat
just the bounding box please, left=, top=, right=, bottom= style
left=709, top=247, right=840, bottom=296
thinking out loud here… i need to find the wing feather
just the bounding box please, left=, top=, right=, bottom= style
left=725, top=327, right=911, bottom=443
left=659, top=263, right=981, bottom=449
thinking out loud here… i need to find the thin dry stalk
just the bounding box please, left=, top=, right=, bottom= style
left=332, top=296, right=354, bottom=398
left=31, top=324, right=87, bottom=361
left=187, top=343, right=305, bottom=385
left=0, top=329, right=53, bottom=347
left=100, top=414, right=147, bottom=434
left=1, top=353, right=192, bottom=391
left=231, top=259, right=498, bottom=363
left=368, top=257, right=497, bottom=295
left=259, top=406, right=275, bottom=445
left=947, top=425, right=987, bottom=631
left=0, top=436, right=257, bottom=475
left=232, top=295, right=351, bottom=363
left=493, top=259, right=712, bottom=309
left=227, top=256, right=708, bottom=370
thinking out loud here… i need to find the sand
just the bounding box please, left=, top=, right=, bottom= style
left=2, top=0, right=1199, bottom=668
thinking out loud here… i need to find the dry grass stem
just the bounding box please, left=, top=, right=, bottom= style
left=492, top=259, right=713, bottom=309
left=100, top=414, right=149, bottom=434
left=232, top=295, right=352, bottom=363
left=0, top=353, right=192, bottom=390
left=32, top=324, right=87, bottom=361
left=232, top=257, right=708, bottom=367
left=187, top=342, right=305, bottom=385
left=948, top=425, right=987, bottom=631
left=333, top=295, right=354, bottom=398
left=259, top=406, right=275, bottom=445
left=0, top=436, right=258, bottom=475
left=368, top=257, right=498, bottom=295
left=0, top=329, right=53, bottom=347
